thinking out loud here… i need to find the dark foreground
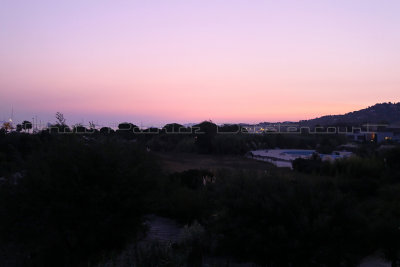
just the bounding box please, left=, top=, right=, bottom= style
left=0, top=131, right=400, bottom=266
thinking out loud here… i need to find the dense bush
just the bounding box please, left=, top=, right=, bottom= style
left=0, top=134, right=161, bottom=266
left=1, top=132, right=400, bottom=266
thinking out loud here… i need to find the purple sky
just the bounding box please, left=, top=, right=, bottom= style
left=1, top=0, right=400, bottom=127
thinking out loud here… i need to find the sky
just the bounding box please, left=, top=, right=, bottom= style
left=1, top=0, right=400, bottom=127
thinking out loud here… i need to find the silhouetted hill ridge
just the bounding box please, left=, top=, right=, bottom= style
left=298, top=102, right=400, bottom=126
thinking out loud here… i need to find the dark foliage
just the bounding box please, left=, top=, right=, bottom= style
left=1, top=132, right=400, bottom=266
left=0, top=134, right=160, bottom=266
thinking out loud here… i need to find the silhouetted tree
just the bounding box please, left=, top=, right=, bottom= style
left=55, top=112, right=66, bottom=125
left=49, top=112, right=70, bottom=133
left=73, top=123, right=87, bottom=133
left=100, top=127, right=113, bottom=134
left=89, top=121, right=96, bottom=130
left=22, top=120, right=32, bottom=133
left=193, top=121, right=217, bottom=153
left=16, top=124, right=22, bottom=132
left=162, top=123, right=187, bottom=133
left=118, top=122, right=139, bottom=132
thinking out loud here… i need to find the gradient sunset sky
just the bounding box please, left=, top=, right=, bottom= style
left=1, top=0, right=399, bottom=126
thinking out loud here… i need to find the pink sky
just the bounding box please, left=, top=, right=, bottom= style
left=1, top=0, right=400, bottom=126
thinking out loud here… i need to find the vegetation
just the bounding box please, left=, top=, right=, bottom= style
left=0, top=134, right=160, bottom=266
left=22, top=120, right=32, bottom=133
left=299, top=102, right=400, bottom=126
left=1, top=116, right=400, bottom=266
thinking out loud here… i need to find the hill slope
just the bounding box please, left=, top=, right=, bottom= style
left=299, top=102, right=400, bottom=126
